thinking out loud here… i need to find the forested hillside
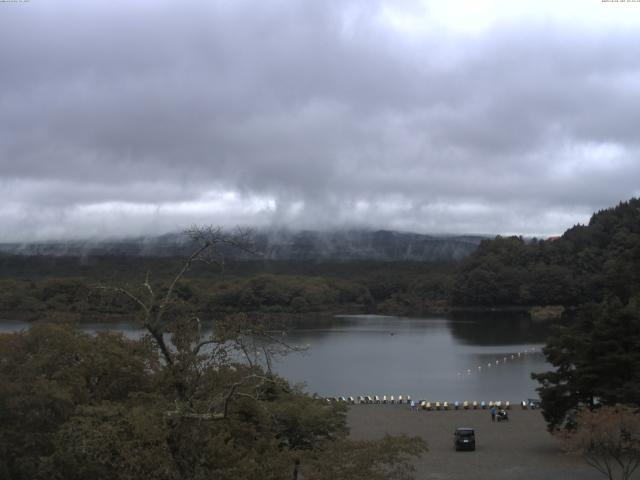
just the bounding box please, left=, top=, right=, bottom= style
left=1, top=199, right=638, bottom=320
left=453, top=198, right=640, bottom=307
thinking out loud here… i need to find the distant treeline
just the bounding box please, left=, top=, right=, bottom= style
left=0, top=263, right=453, bottom=320
left=1, top=198, right=639, bottom=320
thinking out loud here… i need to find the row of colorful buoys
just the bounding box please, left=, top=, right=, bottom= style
left=456, top=348, right=538, bottom=378
left=325, top=397, right=540, bottom=409
left=419, top=400, right=511, bottom=410
left=358, top=395, right=412, bottom=404
left=325, top=395, right=412, bottom=404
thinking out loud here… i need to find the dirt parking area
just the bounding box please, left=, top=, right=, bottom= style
left=348, top=405, right=608, bottom=480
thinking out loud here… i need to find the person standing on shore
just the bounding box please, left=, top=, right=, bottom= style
left=490, top=405, right=496, bottom=422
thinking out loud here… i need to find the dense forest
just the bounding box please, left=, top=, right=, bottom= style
left=518, top=199, right=640, bottom=431
left=454, top=199, right=640, bottom=307
left=0, top=260, right=453, bottom=321
left=2, top=198, right=639, bottom=321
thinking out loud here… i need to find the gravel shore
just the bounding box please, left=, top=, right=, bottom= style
left=348, top=404, right=606, bottom=480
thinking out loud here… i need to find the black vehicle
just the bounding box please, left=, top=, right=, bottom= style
left=496, top=409, right=509, bottom=422
left=454, top=427, right=476, bottom=451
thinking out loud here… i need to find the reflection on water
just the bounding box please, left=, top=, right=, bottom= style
left=0, top=313, right=551, bottom=401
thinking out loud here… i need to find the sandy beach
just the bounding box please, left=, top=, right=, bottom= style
left=348, top=404, right=607, bottom=480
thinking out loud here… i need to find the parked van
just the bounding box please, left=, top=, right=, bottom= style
left=454, top=427, right=476, bottom=451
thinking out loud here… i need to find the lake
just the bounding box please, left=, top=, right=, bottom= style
left=0, top=312, right=551, bottom=402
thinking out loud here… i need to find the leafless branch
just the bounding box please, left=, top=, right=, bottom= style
left=262, top=345, right=273, bottom=374
left=156, top=241, right=212, bottom=324
left=97, top=285, right=150, bottom=316
left=193, top=338, right=220, bottom=357
left=143, top=271, right=154, bottom=299
left=223, top=381, right=243, bottom=418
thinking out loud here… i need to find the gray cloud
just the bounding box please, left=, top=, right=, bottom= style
left=1, top=0, right=639, bottom=241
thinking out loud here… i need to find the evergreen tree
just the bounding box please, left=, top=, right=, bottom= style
left=532, top=298, right=640, bottom=431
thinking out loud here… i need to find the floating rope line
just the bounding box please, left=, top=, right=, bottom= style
left=456, top=347, right=538, bottom=378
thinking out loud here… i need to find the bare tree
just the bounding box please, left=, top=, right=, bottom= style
left=99, top=226, right=299, bottom=419
left=562, top=405, right=640, bottom=480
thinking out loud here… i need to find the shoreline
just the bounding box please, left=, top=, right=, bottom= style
left=0, top=304, right=563, bottom=325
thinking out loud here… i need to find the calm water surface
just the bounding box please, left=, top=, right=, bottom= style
left=276, top=313, right=550, bottom=401
left=1, top=313, right=550, bottom=401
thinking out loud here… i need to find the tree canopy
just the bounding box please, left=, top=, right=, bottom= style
left=532, top=299, right=640, bottom=431
left=454, top=198, right=640, bottom=307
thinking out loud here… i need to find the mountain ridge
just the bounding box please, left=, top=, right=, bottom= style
left=0, top=229, right=487, bottom=262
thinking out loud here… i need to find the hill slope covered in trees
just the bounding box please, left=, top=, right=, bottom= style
left=453, top=198, right=640, bottom=307
left=1, top=199, right=638, bottom=319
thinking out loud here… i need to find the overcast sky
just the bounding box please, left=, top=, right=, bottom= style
left=1, top=0, right=639, bottom=241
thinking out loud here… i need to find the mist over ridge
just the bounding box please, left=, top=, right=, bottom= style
left=0, top=228, right=486, bottom=263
